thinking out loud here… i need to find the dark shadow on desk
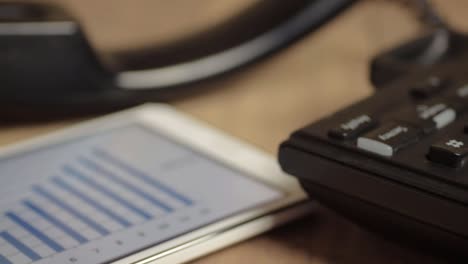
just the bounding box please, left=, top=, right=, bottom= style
left=267, top=205, right=449, bottom=264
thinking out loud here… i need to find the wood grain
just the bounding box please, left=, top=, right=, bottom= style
left=1, top=1, right=467, bottom=263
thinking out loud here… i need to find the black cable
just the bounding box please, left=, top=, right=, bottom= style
left=116, top=0, right=356, bottom=90
left=396, top=0, right=452, bottom=65
left=413, top=0, right=448, bottom=30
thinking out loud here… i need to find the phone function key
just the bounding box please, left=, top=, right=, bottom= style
left=456, top=84, right=468, bottom=98
left=415, top=102, right=456, bottom=129
left=410, top=76, right=448, bottom=99
left=427, top=136, right=468, bottom=167
left=449, top=84, right=468, bottom=113
left=328, top=114, right=377, bottom=140
left=357, top=122, right=420, bottom=157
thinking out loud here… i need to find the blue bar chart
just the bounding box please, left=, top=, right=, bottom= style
left=0, top=148, right=194, bottom=264
left=0, top=125, right=281, bottom=264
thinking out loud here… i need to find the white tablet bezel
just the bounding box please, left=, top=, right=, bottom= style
left=0, top=103, right=315, bottom=264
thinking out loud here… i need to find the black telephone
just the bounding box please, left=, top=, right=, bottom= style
left=279, top=29, right=468, bottom=261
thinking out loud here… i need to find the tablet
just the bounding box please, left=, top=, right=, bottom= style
left=0, top=104, right=314, bottom=264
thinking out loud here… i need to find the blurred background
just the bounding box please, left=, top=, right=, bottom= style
left=23, top=1, right=467, bottom=60
left=0, top=1, right=467, bottom=263
left=1, top=1, right=466, bottom=151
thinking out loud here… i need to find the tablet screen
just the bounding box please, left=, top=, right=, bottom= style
left=0, top=125, right=283, bottom=264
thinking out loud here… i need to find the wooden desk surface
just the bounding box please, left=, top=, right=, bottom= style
left=2, top=1, right=467, bottom=263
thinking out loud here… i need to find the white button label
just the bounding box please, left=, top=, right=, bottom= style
left=378, top=126, right=408, bottom=141
left=340, top=115, right=371, bottom=131
left=446, top=139, right=464, bottom=148
left=417, top=103, right=446, bottom=120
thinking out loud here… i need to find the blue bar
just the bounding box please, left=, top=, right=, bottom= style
left=93, top=148, right=193, bottom=206
left=63, top=165, right=153, bottom=220
left=0, top=254, right=12, bottom=264
left=78, top=156, right=173, bottom=213
left=33, top=186, right=109, bottom=236
left=23, top=200, right=88, bottom=244
left=52, top=177, right=132, bottom=228
left=5, top=212, right=64, bottom=253
left=0, top=232, right=40, bottom=261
